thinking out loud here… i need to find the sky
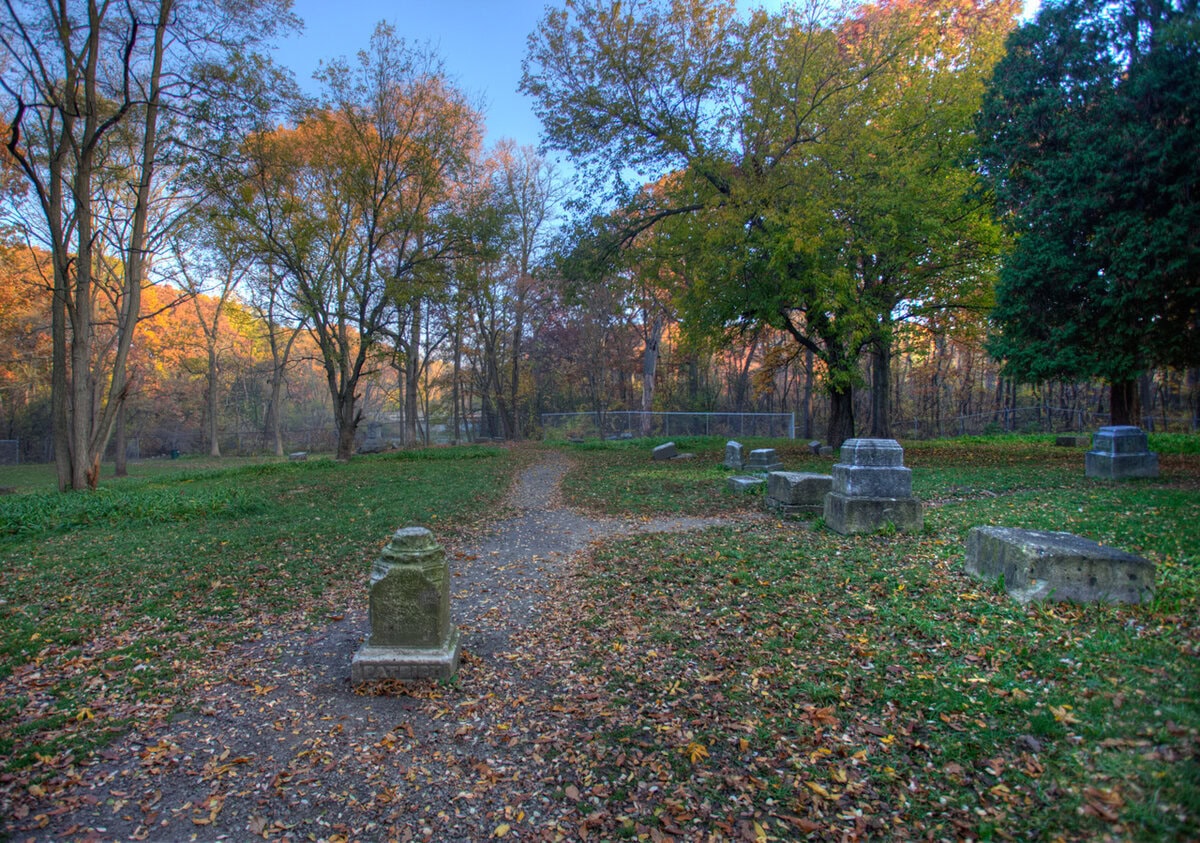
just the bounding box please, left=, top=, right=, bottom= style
left=270, top=0, right=1043, bottom=153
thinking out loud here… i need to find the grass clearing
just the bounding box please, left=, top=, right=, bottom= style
left=550, top=436, right=1199, bottom=840
left=0, top=444, right=524, bottom=773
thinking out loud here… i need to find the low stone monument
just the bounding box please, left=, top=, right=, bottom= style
left=745, top=448, right=784, bottom=473
left=351, top=526, right=460, bottom=683
left=653, top=442, right=679, bottom=461
left=819, top=445, right=835, bottom=458
left=288, top=451, right=308, bottom=461
left=766, top=471, right=832, bottom=515
left=965, top=526, right=1155, bottom=605
left=808, top=440, right=822, bottom=456
left=823, top=438, right=922, bottom=534
left=1085, top=426, right=1158, bottom=479
left=727, top=475, right=765, bottom=493
left=1055, top=434, right=1090, bottom=448
left=724, top=441, right=745, bottom=470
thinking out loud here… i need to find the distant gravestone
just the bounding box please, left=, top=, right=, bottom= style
left=653, top=442, right=679, bottom=461
left=1055, top=435, right=1090, bottom=448
left=808, top=440, right=822, bottom=456
left=819, top=445, right=835, bottom=458
left=766, top=471, right=832, bottom=515
left=746, top=448, right=784, bottom=473
left=1085, top=426, right=1158, bottom=479
left=724, top=441, right=745, bottom=470
left=288, top=451, right=308, bottom=461
left=823, top=438, right=922, bottom=534
left=351, top=526, right=460, bottom=683
left=965, top=526, right=1155, bottom=605
left=727, top=476, right=766, bottom=493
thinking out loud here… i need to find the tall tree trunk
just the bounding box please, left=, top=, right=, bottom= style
left=1110, top=379, right=1141, bottom=426
left=869, top=340, right=892, bottom=438
left=405, top=305, right=421, bottom=446
left=114, top=402, right=128, bottom=477
left=640, top=315, right=664, bottom=437
left=802, top=349, right=814, bottom=440
left=827, top=385, right=855, bottom=448
left=207, top=345, right=221, bottom=457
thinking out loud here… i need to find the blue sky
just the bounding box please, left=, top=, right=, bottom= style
left=270, top=0, right=1041, bottom=152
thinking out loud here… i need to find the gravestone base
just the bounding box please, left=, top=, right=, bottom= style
left=745, top=448, right=783, bottom=473
left=1085, top=451, right=1159, bottom=479
left=766, top=472, right=831, bottom=515
left=823, top=493, right=923, bottom=534
left=728, top=475, right=766, bottom=493
left=351, top=630, right=461, bottom=682
left=965, top=526, right=1154, bottom=605
left=1055, top=435, right=1089, bottom=448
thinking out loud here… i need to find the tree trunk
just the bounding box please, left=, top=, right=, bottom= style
left=826, top=385, right=855, bottom=448
left=869, top=341, right=892, bottom=438
left=405, top=305, right=421, bottom=446
left=114, top=403, right=128, bottom=477
left=640, top=315, right=664, bottom=437
left=802, top=349, right=813, bottom=440
left=207, top=345, right=221, bottom=457
left=1110, top=379, right=1141, bottom=426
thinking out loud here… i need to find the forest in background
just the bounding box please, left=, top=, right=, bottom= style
left=1, top=0, right=1196, bottom=482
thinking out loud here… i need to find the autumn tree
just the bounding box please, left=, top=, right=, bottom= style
left=234, top=25, right=481, bottom=459
left=524, top=0, right=1011, bottom=445
left=0, top=0, right=295, bottom=489
left=977, top=0, right=1200, bottom=424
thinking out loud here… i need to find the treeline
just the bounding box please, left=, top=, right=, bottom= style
left=2, top=0, right=1196, bottom=487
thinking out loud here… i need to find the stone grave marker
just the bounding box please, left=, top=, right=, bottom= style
left=288, top=451, right=308, bottom=461
left=823, top=438, right=922, bottom=534
left=727, top=476, right=766, bottom=493
left=1085, top=426, right=1158, bottom=479
left=351, top=526, right=460, bottom=683
left=965, top=526, right=1155, bottom=605
left=746, top=448, right=783, bottom=473
left=653, top=442, right=679, bottom=461
left=766, top=471, right=832, bottom=515
left=1055, top=434, right=1090, bottom=448
left=724, top=441, right=745, bottom=470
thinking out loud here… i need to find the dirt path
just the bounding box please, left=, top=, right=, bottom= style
left=13, top=453, right=742, bottom=842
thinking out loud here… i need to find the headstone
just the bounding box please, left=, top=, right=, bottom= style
left=727, top=476, right=766, bottom=493
left=653, top=442, right=679, bottom=461
left=965, top=526, right=1155, bottom=605
left=808, top=440, right=822, bottom=456
left=288, top=451, right=308, bottom=462
left=819, top=445, right=835, bottom=458
left=745, top=448, right=784, bottom=473
left=766, top=471, right=832, bottom=515
left=1085, top=426, right=1158, bottom=479
left=1055, top=435, right=1090, bottom=448
left=823, top=438, right=922, bottom=534
left=360, top=423, right=387, bottom=454
left=351, top=526, right=460, bottom=683
left=724, top=441, right=745, bottom=470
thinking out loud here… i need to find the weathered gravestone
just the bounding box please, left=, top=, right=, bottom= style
left=653, top=442, right=679, bottom=461
left=766, top=471, right=832, bottom=515
left=823, top=438, right=922, bottom=534
left=1055, top=434, right=1090, bottom=448
left=745, top=448, right=784, bottom=473
left=965, top=526, right=1155, bottom=605
left=808, top=440, right=822, bottom=456
left=288, top=451, right=308, bottom=462
left=351, top=526, right=460, bottom=683
left=724, top=441, right=746, bottom=470
left=727, top=475, right=766, bottom=494
left=359, top=422, right=387, bottom=454
left=1085, top=426, right=1158, bottom=479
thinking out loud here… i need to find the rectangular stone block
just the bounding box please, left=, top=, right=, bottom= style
left=653, top=442, right=678, bottom=460
left=727, top=475, right=765, bottom=493
left=724, top=441, right=745, bottom=470
left=767, top=472, right=832, bottom=505
left=1091, top=425, right=1150, bottom=454
left=823, top=493, right=923, bottom=534
left=1055, top=435, right=1089, bottom=447
left=831, top=464, right=912, bottom=498
left=965, top=526, right=1154, bottom=605
left=838, top=438, right=905, bottom=467
left=746, top=448, right=783, bottom=472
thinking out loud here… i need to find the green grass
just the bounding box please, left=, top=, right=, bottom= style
left=0, top=444, right=523, bottom=772
left=551, top=435, right=1199, bottom=841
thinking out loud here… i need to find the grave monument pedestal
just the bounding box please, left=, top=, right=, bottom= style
left=823, top=439, right=922, bottom=534
left=351, top=526, right=460, bottom=683
left=1085, top=426, right=1158, bottom=479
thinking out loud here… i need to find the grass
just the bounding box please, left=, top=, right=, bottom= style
left=550, top=435, right=1199, bottom=841
left=0, top=444, right=524, bottom=773
left=1, top=434, right=1196, bottom=840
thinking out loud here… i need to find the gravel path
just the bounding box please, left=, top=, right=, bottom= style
left=14, top=452, right=744, bottom=842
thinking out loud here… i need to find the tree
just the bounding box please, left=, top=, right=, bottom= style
left=977, top=0, right=1200, bottom=424
left=235, top=24, right=481, bottom=459
left=524, top=0, right=1012, bottom=445
left=0, top=0, right=295, bottom=489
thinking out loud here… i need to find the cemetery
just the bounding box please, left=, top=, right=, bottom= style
left=1, top=433, right=1197, bottom=841
left=0, top=0, right=1197, bottom=839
